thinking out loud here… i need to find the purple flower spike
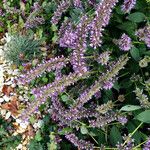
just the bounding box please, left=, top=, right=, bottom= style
left=118, top=33, right=132, bottom=51
left=65, top=133, right=94, bottom=150
left=103, top=81, right=114, bottom=90
left=143, top=138, right=150, bottom=150
left=90, top=0, right=118, bottom=48
left=136, top=25, right=150, bottom=48
left=121, top=0, right=136, bottom=13
left=51, top=0, right=70, bottom=25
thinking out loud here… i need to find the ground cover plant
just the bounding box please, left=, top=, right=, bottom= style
left=0, top=0, right=150, bottom=149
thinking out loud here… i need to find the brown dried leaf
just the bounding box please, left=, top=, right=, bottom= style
left=1, top=96, right=19, bottom=116
left=2, top=85, right=13, bottom=96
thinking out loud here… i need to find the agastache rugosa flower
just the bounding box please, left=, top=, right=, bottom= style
left=90, top=0, right=118, bottom=48
left=116, top=135, right=135, bottom=150
left=70, top=15, right=89, bottom=76
left=96, top=51, right=111, bottom=65
left=118, top=33, right=132, bottom=51
left=143, top=137, right=150, bottom=150
left=24, top=5, right=44, bottom=29
left=134, top=88, right=150, bottom=108
left=121, top=0, right=136, bottom=13
left=19, top=72, right=89, bottom=123
left=51, top=0, right=70, bottom=25
left=59, top=22, right=77, bottom=48
left=96, top=101, right=114, bottom=114
left=65, top=133, right=94, bottom=150
left=73, top=0, right=82, bottom=8
left=89, top=111, right=117, bottom=128
left=71, top=55, right=129, bottom=110
left=18, top=56, right=68, bottom=85
left=136, top=25, right=150, bottom=48
left=25, top=16, right=45, bottom=29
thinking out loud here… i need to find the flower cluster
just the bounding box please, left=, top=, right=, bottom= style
left=51, top=0, right=70, bottom=25
left=136, top=25, right=150, bottom=48
left=73, top=0, right=82, bottom=8
left=65, top=133, right=94, bottom=150
left=90, top=0, right=118, bottom=48
left=134, top=88, right=150, bottom=108
left=18, top=56, right=68, bottom=84
left=70, top=55, right=128, bottom=110
left=70, top=15, right=89, bottom=75
left=139, top=56, right=150, bottom=68
left=121, top=0, right=136, bottom=13
left=96, top=51, right=111, bottom=65
left=19, top=72, right=89, bottom=123
left=143, top=138, right=150, bottom=150
left=25, top=16, right=45, bottom=29
left=116, top=135, right=135, bottom=150
left=59, top=22, right=77, bottom=49
left=118, top=33, right=132, bottom=51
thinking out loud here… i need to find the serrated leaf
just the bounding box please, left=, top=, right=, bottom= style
left=135, top=110, right=150, bottom=123
left=80, top=126, right=88, bottom=135
left=120, top=105, right=142, bottom=112
left=130, top=47, right=140, bottom=61
left=127, top=12, right=145, bottom=23
left=110, top=126, right=122, bottom=146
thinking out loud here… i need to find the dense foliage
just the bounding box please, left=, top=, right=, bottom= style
left=0, top=0, right=150, bottom=150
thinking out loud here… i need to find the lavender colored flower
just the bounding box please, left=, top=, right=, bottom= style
left=0, top=8, right=4, bottom=16
left=88, top=0, right=96, bottom=6
left=90, top=0, right=118, bottom=48
left=103, top=81, right=114, bottom=90
left=116, top=135, right=135, bottom=150
left=25, top=16, right=45, bottom=29
left=19, top=72, right=89, bottom=122
left=73, top=0, right=82, bottom=8
left=18, top=56, right=68, bottom=85
left=94, top=91, right=101, bottom=99
left=121, top=0, right=136, bottom=13
left=70, top=15, right=89, bottom=76
left=51, top=0, right=70, bottom=25
left=65, top=133, right=94, bottom=150
left=96, top=51, right=111, bottom=65
left=143, top=138, right=150, bottom=150
left=70, top=55, right=128, bottom=110
left=118, top=33, right=132, bottom=51
left=89, top=112, right=118, bottom=128
left=59, top=23, right=78, bottom=48
left=31, top=2, right=41, bottom=11
left=136, top=25, right=150, bottom=48
left=118, top=116, right=128, bottom=125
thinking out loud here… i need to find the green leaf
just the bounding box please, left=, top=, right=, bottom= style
left=52, top=34, right=58, bottom=43
left=35, top=131, right=42, bottom=141
left=117, top=21, right=136, bottom=35
left=110, top=126, right=122, bottom=146
left=130, top=47, right=140, bottom=61
left=80, top=126, right=88, bottom=135
left=58, top=127, right=72, bottom=135
left=42, top=77, right=48, bottom=83
left=135, top=110, right=150, bottom=123
left=61, top=94, right=69, bottom=102
left=120, top=105, right=142, bottom=112
left=51, top=24, right=58, bottom=31
left=127, top=12, right=145, bottom=23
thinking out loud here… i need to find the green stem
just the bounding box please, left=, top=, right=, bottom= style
left=123, top=122, right=143, bottom=146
